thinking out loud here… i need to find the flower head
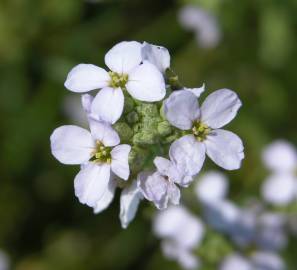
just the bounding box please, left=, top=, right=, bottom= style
left=50, top=118, right=131, bottom=207
left=164, top=89, right=244, bottom=175
left=65, top=41, right=166, bottom=124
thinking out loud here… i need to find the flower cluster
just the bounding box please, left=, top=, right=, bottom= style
left=50, top=41, right=244, bottom=228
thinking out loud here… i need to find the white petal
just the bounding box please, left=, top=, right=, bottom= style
left=64, top=64, right=109, bottom=93
left=201, top=89, right=242, bottom=129
left=185, top=83, right=205, bottom=97
left=110, top=144, right=131, bottom=180
left=50, top=125, right=94, bottom=165
left=169, top=135, right=206, bottom=176
left=195, top=171, right=228, bottom=204
left=88, top=118, right=120, bottom=146
left=164, top=90, right=200, bottom=130
left=205, top=129, right=244, bottom=170
left=81, top=94, right=94, bottom=114
left=261, top=173, right=297, bottom=206
left=137, top=171, right=169, bottom=210
left=141, top=42, right=170, bottom=73
left=126, top=61, right=166, bottom=102
left=74, top=163, right=111, bottom=207
left=93, top=176, right=117, bottom=214
left=91, top=87, right=124, bottom=124
left=262, top=140, right=297, bottom=173
left=104, top=41, right=142, bottom=74
left=120, top=180, right=142, bottom=229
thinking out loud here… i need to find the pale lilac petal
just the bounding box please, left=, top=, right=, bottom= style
left=154, top=156, right=193, bottom=187
left=137, top=171, right=169, bottom=210
left=93, top=176, right=117, bottom=214
left=64, top=64, right=109, bottom=93
left=88, top=119, right=120, bottom=147
left=91, top=87, right=124, bottom=124
left=164, top=90, right=200, bottom=130
left=185, top=83, right=205, bottom=97
left=201, top=89, right=242, bottom=129
left=104, top=41, right=142, bottom=74
left=205, top=129, right=244, bottom=170
left=110, top=144, right=131, bottom=180
left=119, top=180, right=142, bottom=229
left=50, top=125, right=94, bottom=165
left=141, top=42, right=170, bottom=73
left=74, top=163, right=111, bottom=207
left=167, top=183, right=180, bottom=205
left=126, top=61, right=166, bottom=102
left=262, top=140, right=297, bottom=173
left=169, top=135, right=206, bottom=176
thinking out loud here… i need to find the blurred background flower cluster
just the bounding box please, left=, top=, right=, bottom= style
left=1, top=0, right=297, bottom=269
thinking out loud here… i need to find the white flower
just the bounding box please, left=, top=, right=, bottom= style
left=195, top=171, right=228, bottom=204
left=178, top=5, right=221, bottom=49
left=255, top=213, right=287, bottom=251
left=261, top=140, right=297, bottom=206
left=262, top=140, right=297, bottom=173
left=261, top=173, right=297, bottom=206
left=220, top=253, right=252, bottom=270
left=141, top=42, right=170, bottom=74
left=64, top=41, right=166, bottom=124
left=203, top=199, right=241, bottom=233
left=0, top=251, right=9, bottom=270
left=50, top=118, right=131, bottom=208
left=164, top=89, right=244, bottom=175
left=153, top=206, right=204, bottom=270
left=137, top=156, right=192, bottom=209
left=251, top=251, right=285, bottom=270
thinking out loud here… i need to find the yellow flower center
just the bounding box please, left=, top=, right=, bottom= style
left=92, top=140, right=112, bottom=164
left=109, top=71, right=128, bottom=88
left=192, top=121, right=211, bottom=142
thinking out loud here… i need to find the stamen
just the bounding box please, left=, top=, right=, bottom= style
left=192, top=121, right=211, bottom=141
left=109, top=71, right=129, bottom=88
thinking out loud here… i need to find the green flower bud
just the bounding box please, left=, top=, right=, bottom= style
left=133, top=131, right=156, bottom=145
left=157, top=120, right=172, bottom=136
left=123, top=95, right=135, bottom=114
left=126, top=111, right=139, bottom=124
left=113, top=122, right=133, bottom=143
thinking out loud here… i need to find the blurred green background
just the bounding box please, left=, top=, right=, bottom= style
left=1, top=0, right=297, bottom=269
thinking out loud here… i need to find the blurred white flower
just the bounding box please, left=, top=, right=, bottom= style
left=255, top=213, right=287, bottom=251
left=251, top=251, right=285, bottom=270
left=220, top=253, right=252, bottom=270
left=178, top=5, right=221, bottom=48
left=261, top=140, right=297, bottom=206
left=153, top=206, right=204, bottom=269
left=262, top=140, right=297, bottom=173
left=164, top=89, right=244, bottom=175
left=203, top=199, right=241, bottom=233
left=50, top=118, right=131, bottom=208
left=195, top=171, right=228, bottom=204
left=65, top=41, right=166, bottom=124
left=141, top=42, right=170, bottom=74
left=261, top=173, right=297, bottom=206
left=0, top=251, right=9, bottom=270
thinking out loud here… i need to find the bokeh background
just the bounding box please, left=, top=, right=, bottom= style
left=1, top=0, right=297, bottom=269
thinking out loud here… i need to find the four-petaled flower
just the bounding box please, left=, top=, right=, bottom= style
left=164, top=89, right=244, bottom=176
left=50, top=118, right=131, bottom=208
left=65, top=41, right=166, bottom=124
left=137, top=156, right=192, bottom=210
